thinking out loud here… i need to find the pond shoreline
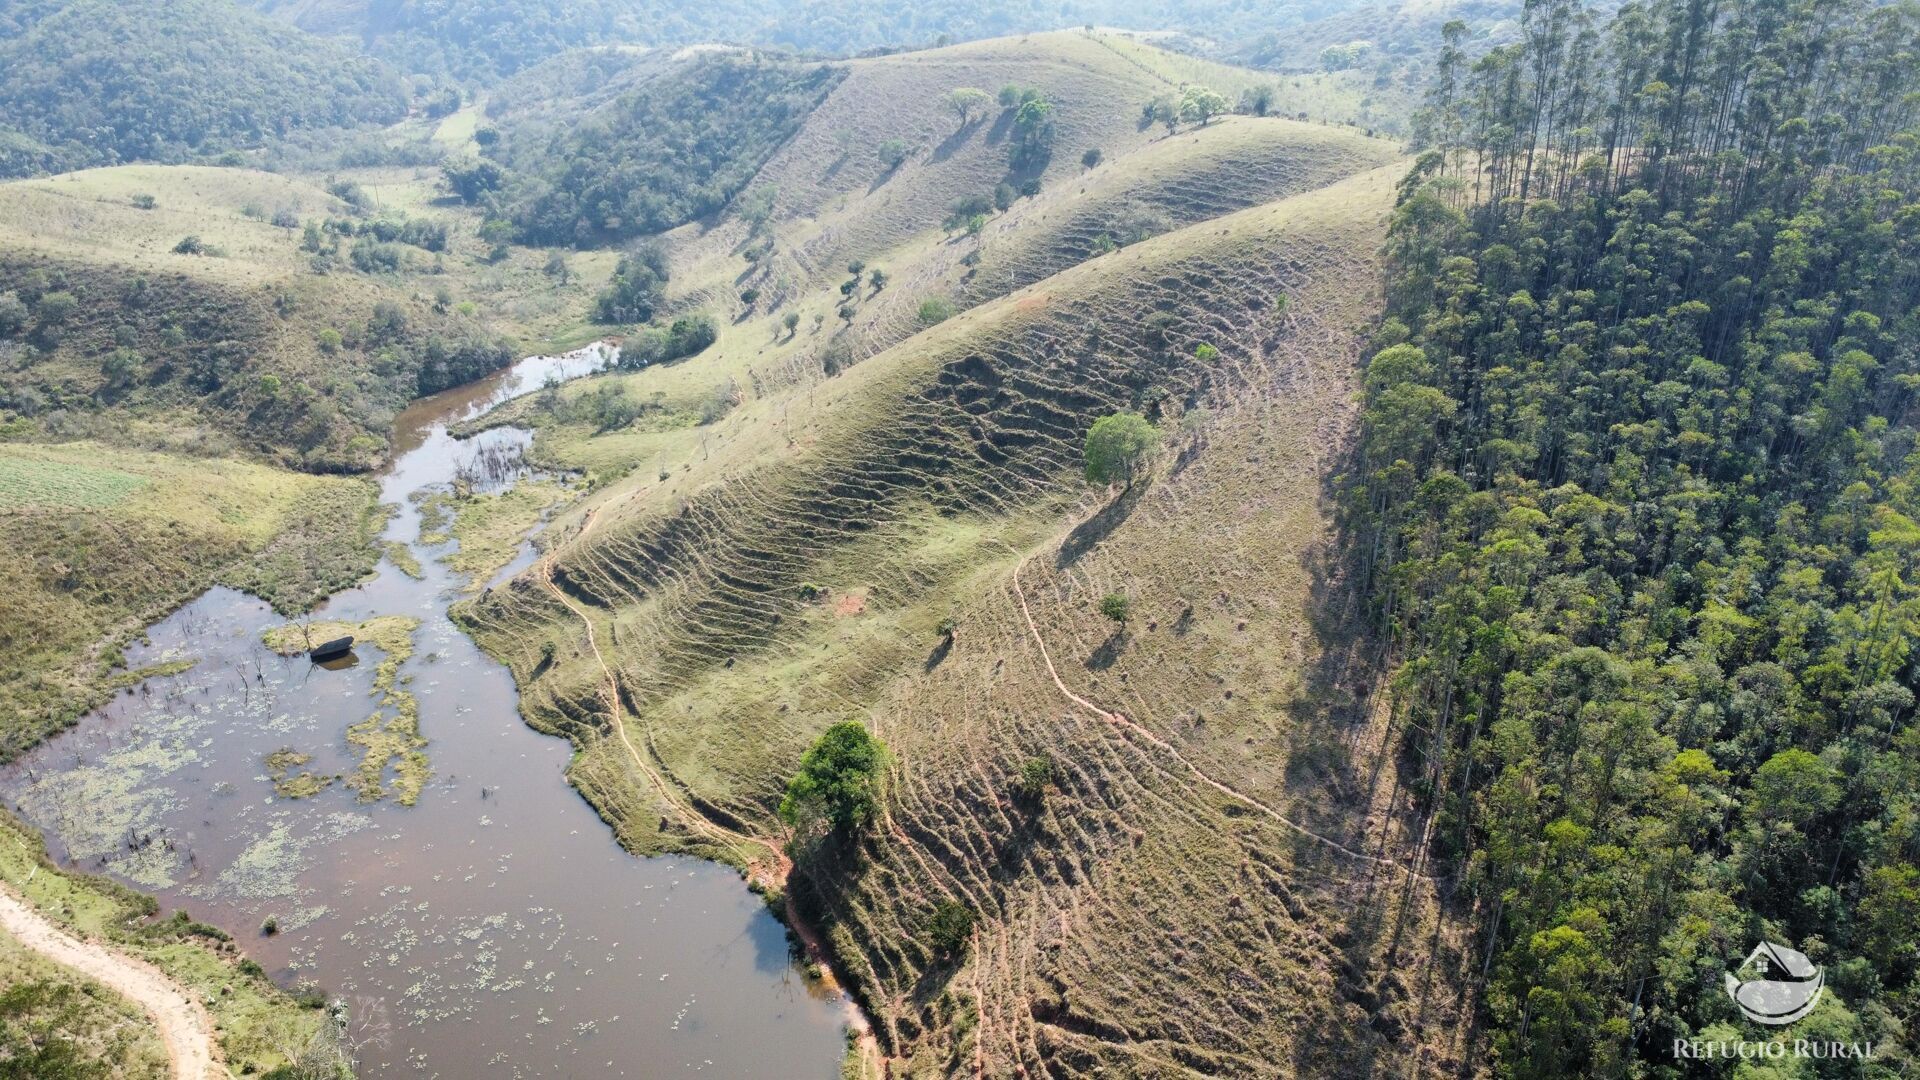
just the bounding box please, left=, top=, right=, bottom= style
left=2, top=343, right=853, bottom=1078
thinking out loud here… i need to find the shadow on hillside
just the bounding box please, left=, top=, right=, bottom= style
left=1283, top=426, right=1474, bottom=1080
left=1083, top=629, right=1125, bottom=671
left=1054, top=483, right=1145, bottom=569
left=929, top=120, right=981, bottom=164
left=868, top=161, right=908, bottom=195
left=922, top=635, right=952, bottom=672
left=985, top=110, right=1014, bottom=146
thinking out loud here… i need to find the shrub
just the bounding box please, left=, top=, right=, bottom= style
left=130, top=193, right=156, bottom=210
left=944, top=194, right=994, bottom=232
left=877, top=138, right=911, bottom=170
left=1099, top=593, right=1131, bottom=622
left=34, top=291, right=77, bottom=326
left=594, top=241, right=670, bottom=324
left=928, top=900, right=975, bottom=958
left=917, top=297, right=956, bottom=325
left=0, top=292, right=27, bottom=336
left=173, top=235, right=207, bottom=255
left=1081, top=147, right=1103, bottom=168
left=441, top=158, right=504, bottom=204
left=1016, top=756, right=1054, bottom=800
left=348, top=239, right=404, bottom=273
left=617, top=313, right=718, bottom=369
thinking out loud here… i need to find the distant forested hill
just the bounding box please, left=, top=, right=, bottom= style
left=250, top=0, right=1510, bottom=81
left=0, top=0, right=408, bottom=178
left=498, top=55, right=846, bottom=246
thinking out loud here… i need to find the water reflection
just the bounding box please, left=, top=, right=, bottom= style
left=1, top=345, right=848, bottom=1078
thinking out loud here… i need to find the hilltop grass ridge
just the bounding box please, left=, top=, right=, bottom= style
left=653, top=30, right=1392, bottom=309
left=460, top=160, right=1468, bottom=1074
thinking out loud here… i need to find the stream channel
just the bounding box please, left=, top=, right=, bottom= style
left=0, top=346, right=850, bottom=1077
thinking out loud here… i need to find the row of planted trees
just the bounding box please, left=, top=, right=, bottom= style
left=1355, top=0, right=1920, bottom=1075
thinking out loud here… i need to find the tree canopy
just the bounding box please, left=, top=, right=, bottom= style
left=503, top=56, right=845, bottom=247
left=1083, top=412, right=1159, bottom=487
left=1359, top=0, right=1920, bottom=1073
left=0, top=0, right=406, bottom=178
left=778, top=721, right=887, bottom=836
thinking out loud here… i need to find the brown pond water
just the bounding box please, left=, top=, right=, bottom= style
left=0, top=345, right=850, bottom=1078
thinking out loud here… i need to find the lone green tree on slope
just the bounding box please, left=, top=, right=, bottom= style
left=947, top=87, right=991, bottom=128
left=779, top=721, right=887, bottom=841
left=1083, top=412, right=1160, bottom=488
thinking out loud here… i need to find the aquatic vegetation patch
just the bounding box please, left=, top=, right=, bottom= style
left=442, top=479, right=572, bottom=588
left=264, top=747, right=336, bottom=799
left=415, top=491, right=455, bottom=544
left=0, top=442, right=382, bottom=762
left=264, top=615, right=430, bottom=805
left=385, top=541, right=425, bottom=580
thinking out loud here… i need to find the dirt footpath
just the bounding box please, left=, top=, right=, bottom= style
left=0, top=883, right=222, bottom=1079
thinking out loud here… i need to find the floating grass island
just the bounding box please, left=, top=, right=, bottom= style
left=263, top=615, right=429, bottom=805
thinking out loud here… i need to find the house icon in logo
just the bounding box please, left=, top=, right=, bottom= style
left=1725, top=942, right=1824, bottom=1025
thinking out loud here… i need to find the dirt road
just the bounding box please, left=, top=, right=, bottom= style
left=0, top=883, right=222, bottom=1079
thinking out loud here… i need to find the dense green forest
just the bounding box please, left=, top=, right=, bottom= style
left=500, top=55, right=845, bottom=246
left=1358, top=0, right=1920, bottom=1074
left=249, top=0, right=1489, bottom=81
left=0, top=0, right=407, bottom=178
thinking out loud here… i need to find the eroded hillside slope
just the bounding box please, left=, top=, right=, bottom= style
left=463, top=160, right=1469, bottom=1075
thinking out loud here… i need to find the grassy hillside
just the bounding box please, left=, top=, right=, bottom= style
left=0, top=441, right=383, bottom=760
left=0, top=164, right=610, bottom=469
left=0, top=926, right=169, bottom=1078
left=634, top=31, right=1396, bottom=321
left=461, top=138, right=1468, bottom=1072
left=0, top=0, right=407, bottom=178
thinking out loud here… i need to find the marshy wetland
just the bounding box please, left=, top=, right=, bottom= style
left=0, top=345, right=849, bottom=1077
